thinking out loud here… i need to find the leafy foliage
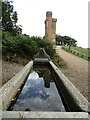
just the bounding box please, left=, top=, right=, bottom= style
left=2, top=32, right=55, bottom=61
left=56, top=34, right=77, bottom=46
left=2, top=0, right=22, bottom=35
left=29, top=36, right=55, bottom=58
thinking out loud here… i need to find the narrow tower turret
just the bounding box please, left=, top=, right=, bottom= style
left=45, top=11, right=57, bottom=44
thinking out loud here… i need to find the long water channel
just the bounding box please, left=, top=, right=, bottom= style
left=8, top=64, right=66, bottom=112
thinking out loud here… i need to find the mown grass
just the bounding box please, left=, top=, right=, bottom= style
left=63, top=46, right=90, bottom=60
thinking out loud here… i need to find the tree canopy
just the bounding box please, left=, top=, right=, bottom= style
left=2, top=0, right=22, bottom=35
left=56, top=34, right=77, bottom=46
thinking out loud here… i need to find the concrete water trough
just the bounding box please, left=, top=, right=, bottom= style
left=0, top=48, right=89, bottom=119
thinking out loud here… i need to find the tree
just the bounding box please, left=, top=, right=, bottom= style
left=2, top=0, right=22, bottom=35
left=56, top=34, right=77, bottom=46
left=12, top=11, right=18, bottom=24
left=56, top=35, right=63, bottom=45
left=2, top=1, right=13, bottom=31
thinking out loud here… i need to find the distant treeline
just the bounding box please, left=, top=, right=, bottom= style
left=56, top=34, right=77, bottom=46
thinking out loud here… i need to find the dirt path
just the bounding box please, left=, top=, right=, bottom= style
left=56, top=46, right=89, bottom=100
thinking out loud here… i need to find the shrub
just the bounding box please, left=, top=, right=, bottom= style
left=2, top=32, right=56, bottom=61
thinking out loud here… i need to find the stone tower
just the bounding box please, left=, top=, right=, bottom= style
left=45, top=11, right=57, bottom=44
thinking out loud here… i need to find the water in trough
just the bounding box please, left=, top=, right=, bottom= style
left=8, top=66, right=65, bottom=111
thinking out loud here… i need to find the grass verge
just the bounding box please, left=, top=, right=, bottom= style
left=62, top=46, right=90, bottom=60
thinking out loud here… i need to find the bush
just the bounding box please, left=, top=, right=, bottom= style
left=36, top=39, right=55, bottom=58
left=2, top=32, right=56, bottom=61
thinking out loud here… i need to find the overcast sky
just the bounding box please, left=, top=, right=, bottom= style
left=13, top=0, right=89, bottom=48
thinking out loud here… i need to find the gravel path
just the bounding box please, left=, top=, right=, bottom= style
left=56, top=46, right=89, bottom=101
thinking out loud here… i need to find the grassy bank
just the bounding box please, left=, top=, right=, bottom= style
left=62, top=46, right=90, bottom=60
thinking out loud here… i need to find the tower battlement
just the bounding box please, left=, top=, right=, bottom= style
left=45, top=11, right=57, bottom=44
left=46, top=11, right=52, bottom=16
left=52, top=18, right=57, bottom=22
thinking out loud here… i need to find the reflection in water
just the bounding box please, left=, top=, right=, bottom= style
left=9, top=69, right=65, bottom=111
left=43, top=70, right=51, bottom=88
left=28, top=71, right=39, bottom=79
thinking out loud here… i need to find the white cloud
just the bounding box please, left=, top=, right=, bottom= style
left=13, top=0, right=89, bottom=48
left=27, top=71, right=39, bottom=80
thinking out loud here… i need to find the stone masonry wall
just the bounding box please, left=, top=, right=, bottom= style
left=45, top=11, right=57, bottom=44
